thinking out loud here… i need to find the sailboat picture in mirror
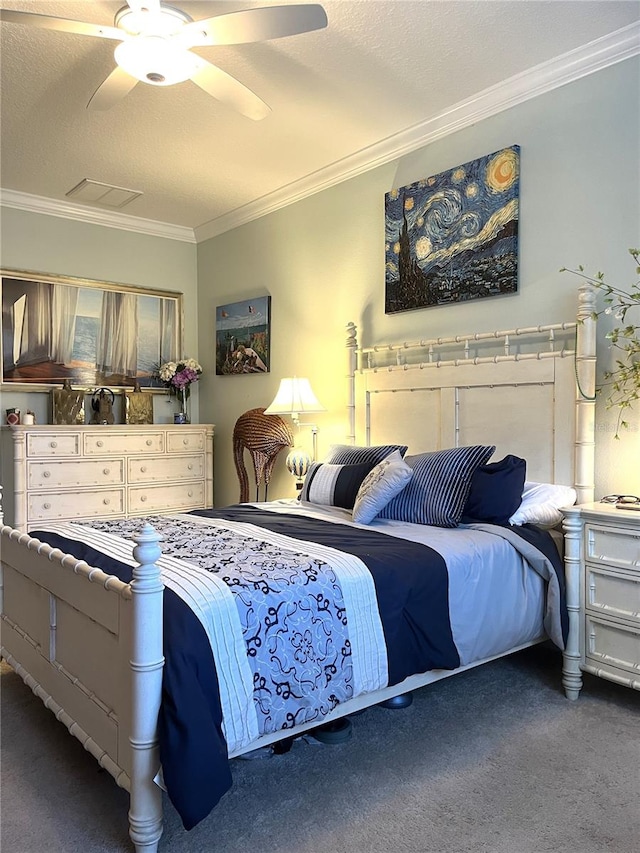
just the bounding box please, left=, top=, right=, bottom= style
left=1, top=270, right=182, bottom=390
left=384, top=145, right=520, bottom=313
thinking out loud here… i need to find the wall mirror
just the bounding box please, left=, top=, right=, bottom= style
left=1, top=269, right=183, bottom=391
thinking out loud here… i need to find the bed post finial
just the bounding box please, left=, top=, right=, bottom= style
left=346, top=323, right=358, bottom=446
left=129, top=524, right=164, bottom=853
left=574, top=283, right=597, bottom=505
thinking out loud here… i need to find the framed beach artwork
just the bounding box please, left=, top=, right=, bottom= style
left=215, top=296, right=271, bottom=375
left=1, top=269, right=182, bottom=390
left=385, top=145, right=520, bottom=314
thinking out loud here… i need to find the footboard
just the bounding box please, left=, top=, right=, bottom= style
left=0, top=522, right=165, bottom=853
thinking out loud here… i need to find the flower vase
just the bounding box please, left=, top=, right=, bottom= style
left=174, top=392, right=190, bottom=425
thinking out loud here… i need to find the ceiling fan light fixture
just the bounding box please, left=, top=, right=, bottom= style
left=114, top=4, right=192, bottom=37
left=114, top=37, right=201, bottom=85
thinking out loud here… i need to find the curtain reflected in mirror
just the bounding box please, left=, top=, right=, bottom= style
left=1, top=270, right=182, bottom=389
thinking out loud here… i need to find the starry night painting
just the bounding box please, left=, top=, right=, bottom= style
left=385, top=145, right=520, bottom=313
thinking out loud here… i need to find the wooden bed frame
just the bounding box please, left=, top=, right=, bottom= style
left=0, top=283, right=596, bottom=853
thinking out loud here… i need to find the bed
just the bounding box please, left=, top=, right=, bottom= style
left=0, top=282, right=597, bottom=853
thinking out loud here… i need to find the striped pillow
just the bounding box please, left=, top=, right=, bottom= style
left=378, top=445, right=496, bottom=527
left=325, top=444, right=408, bottom=465
left=300, top=461, right=373, bottom=509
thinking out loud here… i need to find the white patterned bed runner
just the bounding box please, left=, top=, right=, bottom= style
left=32, top=515, right=388, bottom=753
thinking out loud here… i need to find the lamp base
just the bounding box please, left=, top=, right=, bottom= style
left=286, top=447, right=312, bottom=480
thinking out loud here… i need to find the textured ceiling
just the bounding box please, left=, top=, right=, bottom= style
left=1, top=0, right=639, bottom=237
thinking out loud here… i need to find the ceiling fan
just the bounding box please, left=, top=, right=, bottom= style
left=0, top=1, right=328, bottom=119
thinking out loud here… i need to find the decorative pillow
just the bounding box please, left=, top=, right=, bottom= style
left=461, top=454, right=527, bottom=525
left=300, top=461, right=373, bottom=510
left=352, top=450, right=414, bottom=524
left=378, top=445, right=496, bottom=528
left=509, top=481, right=577, bottom=528
left=324, top=444, right=408, bottom=466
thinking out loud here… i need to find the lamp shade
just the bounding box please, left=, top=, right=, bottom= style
left=264, top=377, right=325, bottom=417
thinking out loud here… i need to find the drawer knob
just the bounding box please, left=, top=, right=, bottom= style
left=146, top=439, right=153, bottom=446
left=42, top=470, right=51, bottom=478
left=49, top=441, right=57, bottom=448
left=140, top=495, right=147, bottom=502
left=103, top=468, right=110, bottom=475
left=43, top=502, right=51, bottom=510
left=97, top=440, right=104, bottom=448
left=187, top=464, right=193, bottom=471
left=183, top=438, right=188, bottom=445
left=140, top=466, right=147, bottom=473
left=188, top=491, right=193, bottom=497
left=103, top=498, right=110, bottom=505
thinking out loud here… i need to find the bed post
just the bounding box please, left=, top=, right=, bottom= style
left=562, top=281, right=597, bottom=701
left=346, top=322, right=357, bottom=445
left=574, top=282, right=597, bottom=504
left=128, top=524, right=164, bottom=853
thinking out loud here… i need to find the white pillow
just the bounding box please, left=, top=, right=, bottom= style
left=352, top=450, right=413, bottom=524
left=509, top=481, right=577, bottom=528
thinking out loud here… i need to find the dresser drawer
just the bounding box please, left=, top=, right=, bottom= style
left=28, top=489, right=125, bottom=522
left=584, top=523, right=640, bottom=571
left=585, top=613, right=640, bottom=676
left=83, top=432, right=165, bottom=456
left=128, top=482, right=205, bottom=514
left=28, top=459, right=125, bottom=490
left=128, top=454, right=204, bottom=484
left=167, top=430, right=206, bottom=454
left=27, top=433, right=81, bottom=457
left=586, top=565, right=640, bottom=623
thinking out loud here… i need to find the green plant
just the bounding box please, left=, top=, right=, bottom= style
left=561, top=248, right=640, bottom=437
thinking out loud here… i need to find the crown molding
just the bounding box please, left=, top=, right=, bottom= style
left=0, top=188, right=197, bottom=243
left=194, top=21, right=640, bottom=243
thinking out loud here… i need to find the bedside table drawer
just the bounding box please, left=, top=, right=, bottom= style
left=586, top=565, right=640, bottom=623
left=584, top=523, right=640, bottom=571
left=585, top=613, right=640, bottom=677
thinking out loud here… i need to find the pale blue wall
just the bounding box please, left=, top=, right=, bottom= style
left=198, top=58, right=640, bottom=507
left=0, top=208, right=198, bottom=425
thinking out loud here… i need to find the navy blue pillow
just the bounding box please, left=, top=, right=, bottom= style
left=461, top=454, right=526, bottom=525
left=325, top=444, right=408, bottom=465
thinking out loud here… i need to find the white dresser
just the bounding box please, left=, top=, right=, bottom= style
left=1, top=424, right=215, bottom=532
left=563, top=502, right=640, bottom=694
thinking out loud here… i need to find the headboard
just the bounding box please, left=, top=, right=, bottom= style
left=346, top=284, right=596, bottom=504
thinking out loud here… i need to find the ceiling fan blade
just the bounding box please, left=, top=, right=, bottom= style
left=0, top=9, right=123, bottom=40
left=177, top=4, right=327, bottom=49
left=87, top=66, right=138, bottom=111
left=190, top=60, right=271, bottom=121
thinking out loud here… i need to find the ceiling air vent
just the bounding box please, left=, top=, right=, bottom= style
left=65, top=179, right=143, bottom=209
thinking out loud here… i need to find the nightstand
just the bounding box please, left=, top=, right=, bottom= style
left=562, top=502, right=640, bottom=698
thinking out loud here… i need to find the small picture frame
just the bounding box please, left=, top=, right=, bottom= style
left=215, top=296, right=271, bottom=375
